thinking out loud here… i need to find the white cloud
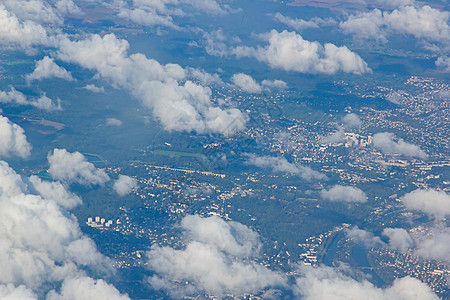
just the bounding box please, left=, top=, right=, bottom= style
left=114, top=0, right=227, bottom=29
left=0, top=87, right=62, bottom=110
left=181, top=215, right=261, bottom=257
left=146, top=215, right=287, bottom=297
left=0, top=161, right=113, bottom=291
left=184, top=0, right=226, bottom=16
left=372, top=132, right=427, bottom=159
left=293, top=264, right=439, bottom=300
left=0, top=284, right=37, bottom=300
left=2, top=0, right=62, bottom=25
left=231, top=73, right=262, bottom=93
left=0, top=161, right=27, bottom=197
left=347, top=223, right=448, bottom=264
left=32, top=94, right=62, bottom=111
left=244, top=154, right=325, bottom=181
left=0, top=116, right=32, bottom=158
left=116, top=6, right=179, bottom=29
left=0, top=4, right=56, bottom=50
left=401, top=189, right=450, bottom=220
left=28, top=175, right=82, bottom=210
left=47, top=276, right=130, bottom=300
left=54, top=0, right=82, bottom=15
left=344, top=226, right=385, bottom=248
left=232, top=30, right=370, bottom=75
left=261, top=79, right=287, bottom=90
left=57, top=33, right=246, bottom=135
left=340, top=5, right=450, bottom=47
left=273, top=12, right=336, bottom=31
left=113, top=175, right=137, bottom=196
left=320, top=185, right=367, bottom=203
left=340, top=9, right=387, bottom=42
left=26, top=56, right=74, bottom=82
left=47, top=149, right=110, bottom=185
left=106, top=118, right=123, bottom=127
left=320, top=127, right=345, bottom=144
left=436, top=56, right=450, bottom=72
left=382, top=228, right=415, bottom=252
left=0, top=87, right=28, bottom=105
left=343, top=113, right=362, bottom=128
left=414, top=225, right=450, bottom=264
left=386, top=91, right=403, bottom=104
left=202, top=28, right=229, bottom=57
left=370, top=0, right=415, bottom=9
left=83, top=84, right=105, bottom=93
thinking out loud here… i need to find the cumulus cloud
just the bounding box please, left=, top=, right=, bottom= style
left=293, top=264, right=438, bottom=300
left=244, top=154, right=325, bottom=181
left=57, top=33, right=245, bottom=135
left=320, top=127, right=345, bottom=144
left=370, top=0, right=416, bottom=9
left=261, top=79, right=287, bottom=90
left=401, top=189, right=450, bottom=220
left=113, top=175, right=137, bottom=196
left=0, top=4, right=57, bottom=50
left=372, top=132, right=427, bottom=159
left=54, top=0, right=82, bottom=15
left=273, top=12, right=337, bottom=31
left=343, top=113, right=362, bottom=128
left=32, top=93, right=62, bottom=110
left=232, top=30, right=370, bottom=75
left=83, top=84, right=105, bottom=93
left=347, top=223, right=448, bottom=264
left=106, top=118, right=122, bottom=127
left=188, top=68, right=225, bottom=86
left=382, top=228, right=415, bottom=252
left=202, top=28, right=229, bottom=57
left=28, top=175, right=82, bottom=209
left=47, top=149, right=110, bottom=185
left=0, top=115, right=32, bottom=158
left=0, top=87, right=62, bottom=110
left=26, top=56, right=74, bottom=82
left=414, top=225, right=450, bottom=264
left=386, top=91, right=403, bottom=104
left=320, top=185, right=367, bottom=203
left=114, top=0, right=227, bottom=28
left=0, top=161, right=114, bottom=292
left=2, top=0, right=62, bottom=25
left=340, top=5, right=450, bottom=47
left=345, top=226, right=385, bottom=248
left=231, top=73, right=262, bottom=93
left=0, top=284, right=37, bottom=300
left=46, top=276, right=130, bottom=300
left=146, top=215, right=286, bottom=297
left=2, top=0, right=81, bottom=25
left=436, top=56, right=450, bottom=72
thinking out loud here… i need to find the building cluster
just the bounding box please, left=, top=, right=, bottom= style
left=86, top=216, right=114, bottom=228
